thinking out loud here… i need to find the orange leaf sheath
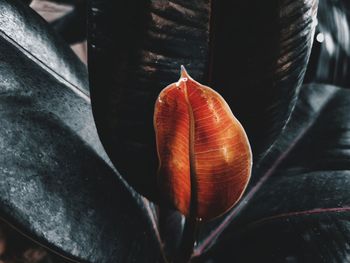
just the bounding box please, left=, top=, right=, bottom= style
left=154, top=66, right=252, bottom=221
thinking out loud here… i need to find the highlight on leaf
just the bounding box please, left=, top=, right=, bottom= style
left=154, top=66, right=252, bottom=221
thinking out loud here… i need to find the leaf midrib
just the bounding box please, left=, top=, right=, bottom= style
left=0, top=30, right=90, bottom=103
left=184, top=82, right=198, bottom=217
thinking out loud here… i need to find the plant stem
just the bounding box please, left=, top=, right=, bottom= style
left=159, top=207, right=185, bottom=261
left=174, top=216, right=200, bottom=263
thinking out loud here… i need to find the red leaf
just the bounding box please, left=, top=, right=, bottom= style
left=154, top=66, right=252, bottom=221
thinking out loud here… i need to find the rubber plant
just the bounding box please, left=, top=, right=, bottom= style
left=2, top=0, right=350, bottom=262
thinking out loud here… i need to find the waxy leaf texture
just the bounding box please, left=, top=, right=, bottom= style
left=154, top=67, right=252, bottom=221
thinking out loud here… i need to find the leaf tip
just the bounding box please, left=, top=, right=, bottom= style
left=180, top=65, right=189, bottom=79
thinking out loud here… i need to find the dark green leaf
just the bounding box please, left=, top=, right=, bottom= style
left=0, top=1, right=163, bottom=262
left=0, top=0, right=88, bottom=92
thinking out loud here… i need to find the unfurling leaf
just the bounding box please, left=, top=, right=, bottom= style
left=154, top=66, right=252, bottom=221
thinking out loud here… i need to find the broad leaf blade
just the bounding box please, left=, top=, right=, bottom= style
left=0, top=3, right=163, bottom=262
left=199, top=212, right=350, bottom=262
left=207, top=0, right=317, bottom=154
left=154, top=69, right=252, bottom=221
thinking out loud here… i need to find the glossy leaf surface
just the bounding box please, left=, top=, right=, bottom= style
left=88, top=0, right=317, bottom=201
left=154, top=68, right=252, bottom=221
left=0, top=2, right=162, bottom=262
left=0, top=0, right=88, bottom=92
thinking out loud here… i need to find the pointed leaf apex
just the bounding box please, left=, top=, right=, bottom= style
left=180, top=65, right=189, bottom=78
